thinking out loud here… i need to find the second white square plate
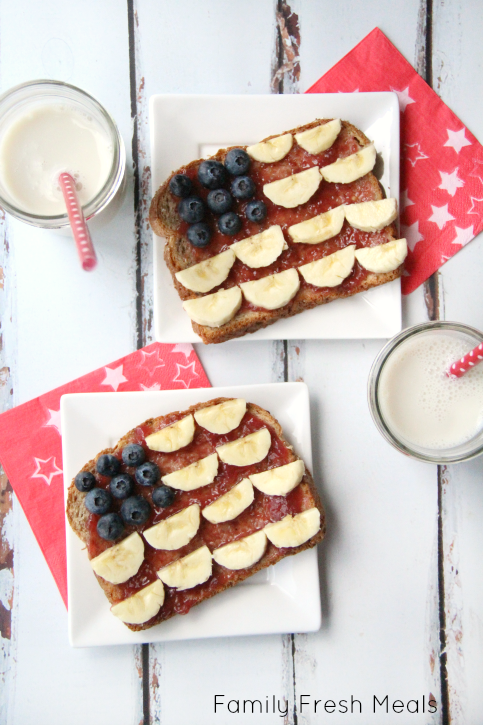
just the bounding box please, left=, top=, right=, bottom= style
left=150, top=92, right=401, bottom=344
left=62, top=383, right=321, bottom=647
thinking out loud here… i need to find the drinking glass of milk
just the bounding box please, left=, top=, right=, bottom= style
left=0, top=80, right=125, bottom=229
left=368, top=321, right=483, bottom=464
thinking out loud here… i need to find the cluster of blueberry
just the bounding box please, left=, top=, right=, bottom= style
left=74, top=444, right=175, bottom=541
left=169, top=148, right=267, bottom=248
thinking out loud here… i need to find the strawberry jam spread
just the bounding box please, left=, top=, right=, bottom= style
left=177, top=124, right=389, bottom=294
left=84, top=405, right=314, bottom=620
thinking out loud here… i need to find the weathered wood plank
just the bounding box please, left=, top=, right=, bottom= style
left=430, top=1, right=483, bottom=722
left=0, top=1, right=144, bottom=723
left=130, top=1, right=286, bottom=722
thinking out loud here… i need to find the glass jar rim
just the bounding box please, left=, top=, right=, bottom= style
left=368, top=320, right=483, bottom=464
left=0, top=79, right=125, bottom=227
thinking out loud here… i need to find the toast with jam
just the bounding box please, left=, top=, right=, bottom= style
left=149, top=118, right=407, bottom=344
left=66, top=398, right=325, bottom=631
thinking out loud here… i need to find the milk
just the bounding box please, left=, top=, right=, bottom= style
left=0, top=104, right=113, bottom=216
left=378, top=331, right=483, bottom=450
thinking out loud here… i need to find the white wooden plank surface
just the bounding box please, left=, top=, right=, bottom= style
left=431, top=2, right=483, bottom=723
left=0, top=1, right=143, bottom=724
left=0, top=0, right=482, bottom=723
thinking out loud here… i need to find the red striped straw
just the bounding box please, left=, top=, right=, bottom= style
left=58, top=172, right=97, bottom=271
left=447, top=341, right=483, bottom=378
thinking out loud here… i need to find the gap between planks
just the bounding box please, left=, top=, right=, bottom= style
left=417, top=0, right=450, bottom=722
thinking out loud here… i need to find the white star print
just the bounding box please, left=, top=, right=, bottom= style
left=404, top=142, right=429, bottom=167
left=171, top=343, right=193, bottom=359
left=428, top=203, right=455, bottom=230
left=468, top=197, right=483, bottom=216
left=444, top=128, right=471, bottom=154
left=469, top=156, right=483, bottom=182
left=43, top=408, right=62, bottom=435
left=400, top=189, right=414, bottom=209
left=451, top=225, right=474, bottom=247
left=101, top=364, right=128, bottom=392
left=438, top=169, right=464, bottom=196
left=140, top=382, right=162, bottom=391
left=172, top=361, right=199, bottom=389
left=31, top=456, right=63, bottom=486
left=140, top=348, right=165, bottom=375
left=390, top=86, right=415, bottom=112
left=401, top=221, right=424, bottom=252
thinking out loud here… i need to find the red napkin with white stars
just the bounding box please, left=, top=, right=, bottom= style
left=306, top=27, right=483, bottom=295
left=0, top=343, right=210, bottom=607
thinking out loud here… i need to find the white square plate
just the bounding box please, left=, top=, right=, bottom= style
left=150, top=92, right=401, bottom=343
left=62, top=383, right=321, bottom=647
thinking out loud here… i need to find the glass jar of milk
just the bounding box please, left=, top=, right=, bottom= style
left=368, top=321, right=483, bottom=464
left=0, top=80, right=125, bottom=229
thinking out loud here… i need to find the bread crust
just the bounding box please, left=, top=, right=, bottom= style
left=149, top=119, right=401, bottom=344
left=66, top=398, right=325, bottom=632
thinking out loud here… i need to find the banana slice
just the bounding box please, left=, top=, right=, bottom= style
left=247, top=133, right=293, bottom=163
left=157, top=545, right=212, bottom=591
left=146, top=414, right=195, bottom=453
left=355, top=238, right=407, bottom=273
left=161, top=452, right=219, bottom=491
left=202, top=478, right=254, bottom=524
left=217, top=427, right=271, bottom=467
left=194, top=398, right=246, bottom=434
left=90, top=532, right=144, bottom=585
left=295, top=119, right=342, bottom=154
left=265, top=508, right=321, bottom=548
left=183, top=286, right=242, bottom=328
left=320, top=143, right=376, bottom=184
left=111, top=580, right=164, bottom=625
left=298, top=245, right=355, bottom=288
left=263, top=166, right=321, bottom=208
left=288, top=204, right=345, bottom=244
left=249, top=459, right=305, bottom=496
left=240, top=268, right=300, bottom=310
left=213, top=530, right=267, bottom=570
left=175, top=249, right=235, bottom=293
left=143, top=504, right=200, bottom=550
left=345, top=199, right=397, bottom=232
left=231, top=225, right=286, bottom=268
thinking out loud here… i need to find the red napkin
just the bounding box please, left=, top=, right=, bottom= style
left=306, top=28, right=483, bottom=295
left=0, top=343, right=210, bottom=607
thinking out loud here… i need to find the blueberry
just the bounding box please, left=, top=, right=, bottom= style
left=74, top=470, right=96, bottom=493
left=121, top=495, right=151, bottom=526
left=96, top=454, right=121, bottom=478
left=224, top=148, right=251, bottom=176
left=187, top=222, right=212, bottom=248
left=218, top=212, right=242, bottom=236
left=169, top=174, right=193, bottom=198
left=122, top=443, right=146, bottom=467
left=231, top=175, right=256, bottom=200
left=97, top=513, right=125, bottom=541
left=135, top=461, right=161, bottom=487
left=85, top=487, right=112, bottom=515
left=245, top=199, right=267, bottom=223
left=152, top=485, right=176, bottom=508
left=207, top=188, right=233, bottom=215
left=110, top=473, right=135, bottom=499
left=178, top=196, right=205, bottom=224
left=197, top=160, right=228, bottom=189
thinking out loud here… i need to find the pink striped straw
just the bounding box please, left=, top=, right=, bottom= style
left=58, top=172, right=97, bottom=271
left=447, top=341, right=483, bottom=378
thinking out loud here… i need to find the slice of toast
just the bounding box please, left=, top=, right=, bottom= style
left=66, top=398, right=325, bottom=631
left=149, top=119, right=402, bottom=344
